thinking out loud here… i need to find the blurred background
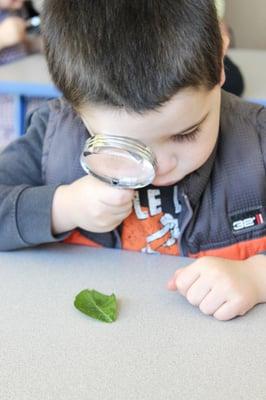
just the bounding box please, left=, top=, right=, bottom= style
left=225, top=0, right=266, bottom=49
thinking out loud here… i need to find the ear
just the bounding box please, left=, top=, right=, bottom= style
left=219, top=21, right=230, bottom=86
left=220, top=59, right=226, bottom=87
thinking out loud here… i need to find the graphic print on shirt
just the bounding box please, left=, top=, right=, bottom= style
left=121, top=186, right=182, bottom=255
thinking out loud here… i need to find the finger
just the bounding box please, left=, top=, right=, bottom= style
left=100, top=198, right=133, bottom=210
left=167, top=268, right=185, bottom=291
left=111, top=206, right=133, bottom=224
left=93, top=206, right=132, bottom=232
left=101, top=193, right=134, bottom=208
left=111, top=205, right=133, bottom=217
left=198, top=289, right=227, bottom=316
left=175, top=265, right=200, bottom=296
left=213, top=299, right=251, bottom=321
left=212, top=302, right=237, bottom=321
left=85, top=176, right=134, bottom=206
left=167, top=277, right=178, bottom=291
left=114, top=206, right=133, bottom=220
left=185, top=278, right=212, bottom=306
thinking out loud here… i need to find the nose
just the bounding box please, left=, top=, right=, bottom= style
left=154, top=152, right=177, bottom=177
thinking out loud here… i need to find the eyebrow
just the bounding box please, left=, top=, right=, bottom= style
left=173, top=112, right=209, bottom=135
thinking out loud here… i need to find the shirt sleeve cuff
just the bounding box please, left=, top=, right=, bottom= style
left=16, top=185, right=71, bottom=246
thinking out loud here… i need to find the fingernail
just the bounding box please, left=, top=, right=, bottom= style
left=167, top=279, right=177, bottom=291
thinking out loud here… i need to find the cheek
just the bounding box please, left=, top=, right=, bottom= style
left=155, top=149, right=177, bottom=176
left=172, top=133, right=217, bottom=175
left=186, top=133, right=218, bottom=168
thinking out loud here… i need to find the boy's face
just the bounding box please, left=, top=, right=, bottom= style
left=80, top=85, right=221, bottom=187
left=0, top=0, right=24, bottom=10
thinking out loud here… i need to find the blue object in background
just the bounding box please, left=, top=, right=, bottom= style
left=0, top=81, right=61, bottom=136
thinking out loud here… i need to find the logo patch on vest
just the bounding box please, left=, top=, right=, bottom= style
left=231, top=209, right=265, bottom=233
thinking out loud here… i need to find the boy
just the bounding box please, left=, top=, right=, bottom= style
left=0, top=0, right=265, bottom=321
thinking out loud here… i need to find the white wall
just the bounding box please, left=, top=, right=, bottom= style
left=225, top=0, right=266, bottom=49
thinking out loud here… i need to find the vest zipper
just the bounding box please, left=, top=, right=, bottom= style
left=178, top=192, right=193, bottom=257
left=113, top=229, right=122, bottom=249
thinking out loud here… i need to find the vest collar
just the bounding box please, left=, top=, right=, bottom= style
left=180, top=141, right=218, bottom=208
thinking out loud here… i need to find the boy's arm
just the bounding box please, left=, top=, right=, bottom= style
left=0, top=105, right=69, bottom=251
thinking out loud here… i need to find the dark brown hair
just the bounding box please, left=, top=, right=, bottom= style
left=42, top=0, right=222, bottom=112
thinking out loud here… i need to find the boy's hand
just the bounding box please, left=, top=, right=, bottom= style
left=0, top=17, right=26, bottom=50
left=52, top=175, right=134, bottom=235
left=167, top=255, right=266, bottom=321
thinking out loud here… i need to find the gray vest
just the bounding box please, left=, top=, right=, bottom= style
left=41, top=91, right=266, bottom=257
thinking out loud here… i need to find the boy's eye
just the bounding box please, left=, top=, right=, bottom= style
left=170, top=126, right=201, bottom=143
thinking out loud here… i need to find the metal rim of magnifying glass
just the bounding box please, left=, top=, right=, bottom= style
left=83, top=135, right=157, bottom=167
left=80, top=155, right=156, bottom=188
left=80, top=134, right=158, bottom=188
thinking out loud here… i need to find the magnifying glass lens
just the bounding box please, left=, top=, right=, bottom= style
left=80, top=136, right=157, bottom=188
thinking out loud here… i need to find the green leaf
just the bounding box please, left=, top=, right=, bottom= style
left=74, top=289, right=117, bottom=323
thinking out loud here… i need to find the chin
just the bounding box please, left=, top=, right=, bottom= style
left=152, top=171, right=189, bottom=186
left=152, top=178, right=179, bottom=187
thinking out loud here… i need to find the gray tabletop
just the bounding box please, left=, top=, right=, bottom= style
left=0, top=244, right=265, bottom=400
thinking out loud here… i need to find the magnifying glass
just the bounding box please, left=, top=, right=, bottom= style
left=80, top=135, right=157, bottom=189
